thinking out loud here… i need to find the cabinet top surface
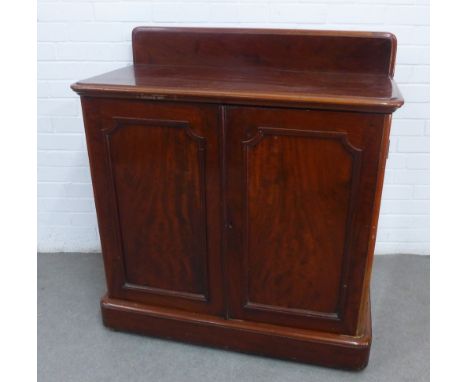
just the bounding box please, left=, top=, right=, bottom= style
left=71, top=27, right=404, bottom=113
left=72, top=64, right=402, bottom=112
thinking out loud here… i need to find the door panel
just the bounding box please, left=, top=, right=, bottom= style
left=106, top=117, right=208, bottom=299
left=225, top=106, right=385, bottom=334
left=81, top=98, right=223, bottom=315
left=243, top=128, right=360, bottom=316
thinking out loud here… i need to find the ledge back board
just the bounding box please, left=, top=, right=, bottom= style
left=132, top=27, right=397, bottom=77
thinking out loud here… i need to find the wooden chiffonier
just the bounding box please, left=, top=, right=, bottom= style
left=71, top=27, right=403, bottom=370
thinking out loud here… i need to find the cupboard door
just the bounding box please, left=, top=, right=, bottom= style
left=81, top=98, right=224, bottom=315
left=224, top=106, right=387, bottom=334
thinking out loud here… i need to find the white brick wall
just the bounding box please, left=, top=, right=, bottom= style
left=37, top=0, right=430, bottom=254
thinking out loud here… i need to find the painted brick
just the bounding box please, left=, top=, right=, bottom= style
left=70, top=213, right=98, bottom=227
left=51, top=117, right=85, bottom=133
left=386, top=154, right=406, bottom=169
left=327, top=5, right=385, bottom=24
left=384, top=6, right=429, bottom=26
left=38, top=197, right=95, bottom=213
left=394, top=170, right=429, bottom=185
left=38, top=150, right=89, bottom=167
left=381, top=185, right=413, bottom=199
left=67, top=22, right=126, bottom=42
left=37, top=99, right=78, bottom=117
left=377, top=228, right=429, bottom=243
left=391, top=119, right=425, bottom=136
left=385, top=25, right=429, bottom=46
left=38, top=212, right=72, bottom=227
left=94, top=3, right=153, bottom=22
left=378, top=215, right=429, bottom=229
left=38, top=166, right=91, bottom=182
left=37, top=226, right=99, bottom=253
left=394, top=65, right=413, bottom=83
left=397, top=137, right=430, bottom=153
left=413, top=185, right=430, bottom=200
left=424, top=120, right=430, bottom=135
left=38, top=82, right=50, bottom=98
left=38, top=62, right=125, bottom=80
left=396, top=46, right=429, bottom=65
left=270, top=4, right=327, bottom=23
left=406, top=154, right=430, bottom=169
left=38, top=43, right=56, bottom=60
left=38, top=22, right=68, bottom=42
left=38, top=117, right=53, bottom=133
left=374, top=242, right=429, bottom=255
left=56, top=42, right=132, bottom=61
left=234, top=3, right=270, bottom=23
left=410, top=65, right=430, bottom=83
left=38, top=182, right=94, bottom=198
left=398, top=84, right=430, bottom=102
left=380, top=199, right=429, bottom=215
left=40, top=81, right=76, bottom=98
left=393, top=103, right=429, bottom=119
left=38, top=2, right=94, bottom=22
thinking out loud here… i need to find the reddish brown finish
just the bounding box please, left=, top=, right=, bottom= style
left=224, top=107, right=385, bottom=335
left=71, top=64, right=403, bottom=113
left=101, top=294, right=372, bottom=370
left=71, top=27, right=403, bottom=370
left=72, top=28, right=403, bottom=113
left=108, top=118, right=207, bottom=297
left=80, top=98, right=224, bottom=315
left=132, top=27, right=396, bottom=76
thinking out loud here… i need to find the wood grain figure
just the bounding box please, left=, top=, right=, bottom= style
left=72, top=27, right=404, bottom=370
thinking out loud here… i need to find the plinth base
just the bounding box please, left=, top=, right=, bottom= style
left=101, top=294, right=372, bottom=370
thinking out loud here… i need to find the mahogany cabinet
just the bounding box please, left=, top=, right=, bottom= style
left=72, top=27, right=403, bottom=370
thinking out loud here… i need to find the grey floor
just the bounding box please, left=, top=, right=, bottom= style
left=38, top=253, right=429, bottom=382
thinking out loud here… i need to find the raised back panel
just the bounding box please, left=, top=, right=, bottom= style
left=132, top=27, right=397, bottom=76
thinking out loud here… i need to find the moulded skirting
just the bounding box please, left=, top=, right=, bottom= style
left=101, top=294, right=372, bottom=370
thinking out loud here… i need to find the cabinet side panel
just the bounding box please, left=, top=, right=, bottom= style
left=80, top=97, right=123, bottom=295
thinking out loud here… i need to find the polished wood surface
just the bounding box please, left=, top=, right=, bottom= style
left=101, top=293, right=372, bottom=370
left=72, top=64, right=402, bottom=112
left=72, top=27, right=404, bottom=370
left=72, top=27, right=403, bottom=113
left=108, top=118, right=207, bottom=296
left=225, top=107, right=385, bottom=335
left=80, top=98, right=224, bottom=315
left=131, top=27, right=396, bottom=75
